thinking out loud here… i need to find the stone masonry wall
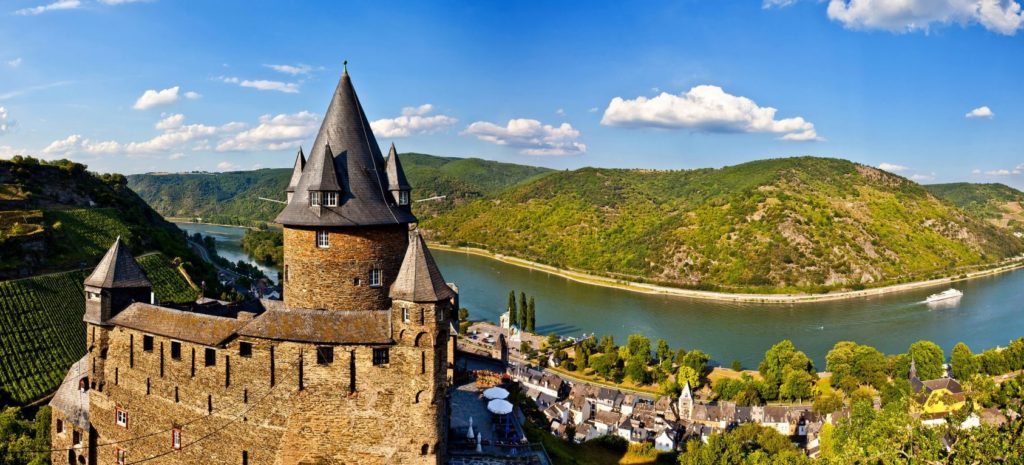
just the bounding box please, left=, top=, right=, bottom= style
left=282, top=225, right=408, bottom=311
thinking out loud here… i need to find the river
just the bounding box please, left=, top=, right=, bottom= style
left=175, top=223, right=1024, bottom=367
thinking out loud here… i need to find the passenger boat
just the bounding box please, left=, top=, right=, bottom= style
left=925, top=288, right=963, bottom=303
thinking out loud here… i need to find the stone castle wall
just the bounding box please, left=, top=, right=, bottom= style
left=282, top=225, right=408, bottom=311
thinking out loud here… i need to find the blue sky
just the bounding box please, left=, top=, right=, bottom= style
left=0, top=0, right=1021, bottom=187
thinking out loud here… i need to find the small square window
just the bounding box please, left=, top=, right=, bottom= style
left=115, top=408, right=128, bottom=428
left=204, top=348, right=216, bottom=367
left=316, top=346, right=334, bottom=365
left=353, top=277, right=361, bottom=286
left=369, top=268, right=382, bottom=288
left=373, top=348, right=390, bottom=366
left=239, top=342, right=253, bottom=358
left=116, top=448, right=126, bottom=465
left=142, top=335, right=154, bottom=352
left=316, top=230, right=330, bottom=248
left=170, top=341, right=182, bottom=360
left=171, top=429, right=182, bottom=450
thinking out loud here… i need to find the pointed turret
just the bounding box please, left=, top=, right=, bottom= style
left=275, top=68, right=416, bottom=227
left=385, top=143, right=412, bottom=208
left=286, top=147, right=306, bottom=190
left=84, top=236, right=151, bottom=289
left=390, top=230, right=455, bottom=303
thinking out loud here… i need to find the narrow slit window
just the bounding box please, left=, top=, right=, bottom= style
left=316, top=230, right=329, bottom=248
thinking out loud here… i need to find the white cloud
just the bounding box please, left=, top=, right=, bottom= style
left=155, top=113, right=185, bottom=130
left=966, top=106, right=994, bottom=119
left=220, top=76, right=299, bottom=93
left=97, top=0, right=147, bottom=4
left=184, top=91, right=201, bottom=100
left=217, top=161, right=237, bottom=171
left=14, top=0, right=80, bottom=15
left=556, top=108, right=566, bottom=116
left=878, top=162, right=909, bottom=172
left=7, top=58, right=22, bottom=68
left=601, top=85, right=821, bottom=142
left=264, top=64, right=313, bottom=76
left=0, top=107, right=12, bottom=135
left=910, top=173, right=935, bottom=181
left=826, top=0, right=1024, bottom=35
left=589, top=107, right=599, bottom=113
left=463, top=118, right=587, bottom=156
left=168, top=152, right=185, bottom=160
left=763, top=0, right=798, bottom=7
left=985, top=169, right=1012, bottom=176
left=215, top=111, right=319, bottom=151
left=133, top=86, right=181, bottom=110
left=43, top=135, right=121, bottom=155
left=370, top=104, right=457, bottom=138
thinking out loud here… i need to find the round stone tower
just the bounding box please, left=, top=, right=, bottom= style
left=276, top=69, right=415, bottom=311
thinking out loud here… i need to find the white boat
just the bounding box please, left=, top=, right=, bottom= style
left=925, top=288, right=963, bottom=303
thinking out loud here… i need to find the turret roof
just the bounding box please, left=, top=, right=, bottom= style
left=389, top=230, right=455, bottom=302
left=286, top=147, right=306, bottom=193
left=84, top=236, right=151, bottom=289
left=385, top=143, right=411, bottom=191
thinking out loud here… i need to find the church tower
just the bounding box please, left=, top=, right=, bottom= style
left=82, top=236, right=151, bottom=391
left=275, top=69, right=417, bottom=312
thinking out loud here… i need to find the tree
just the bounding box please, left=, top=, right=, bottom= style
left=779, top=368, right=814, bottom=401
left=458, top=307, right=469, bottom=322
left=677, top=423, right=813, bottom=465
left=599, top=335, right=615, bottom=354
left=677, top=365, right=700, bottom=389
left=507, top=291, right=517, bottom=327
left=908, top=340, right=945, bottom=380
left=519, top=291, right=528, bottom=329
left=951, top=342, right=979, bottom=380
left=627, top=334, right=652, bottom=364
left=625, top=355, right=651, bottom=384
left=759, top=340, right=815, bottom=399
left=731, top=360, right=743, bottom=372
left=682, top=350, right=711, bottom=377
left=527, top=296, right=536, bottom=333
left=826, top=341, right=886, bottom=392
left=591, top=352, right=620, bottom=379
left=656, top=339, right=672, bottom=364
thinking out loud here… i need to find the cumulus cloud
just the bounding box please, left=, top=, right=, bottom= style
left=601, top=85, right=821, bottom=142
left=133, top=86, right=182, bottom=110
left=184, top=91, right=201, bottom=100
left=0, top=107, right=12, bottom=135
left=154, top=113, right=185, bottom=130
left=43, top=135, right=121, bottom=155
left=878, top=162, right=909, bottom=172
left=14, top=0, right=80, bottom=15
left=463, top=119, right=587, bottom=155
left=985, top=169, right=1012, bottom=176
left=220, top=76, right=299, bottom=93
left=264, top=64, right=313, bottom=76
left=216, top=161, right=237, bottom=171
left=370, top=104, right=457, bottom=138
left=215, top=111, right=319, bottom=151
left=966, top=106, right=994, bottom=119
left=7, top=58, right=22, bottom=68
left=825, top=0, right=1024, bottom=35
left=910, top=173, right=935, bottom=181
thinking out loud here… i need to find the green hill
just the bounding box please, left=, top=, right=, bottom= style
left=0, top=252, right=197, bottom=404
left=0, top=156, right=220, bottom=288
left=926, top=182, right=1024, bottom=230
left=126, top=152, right=553, bottom=226
left=423, top=157, right=1024, bottom=293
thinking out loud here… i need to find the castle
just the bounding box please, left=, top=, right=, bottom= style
left=50, top=68, right=457, bottom=465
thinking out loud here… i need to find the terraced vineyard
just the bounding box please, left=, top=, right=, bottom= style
left=0, top=253, right=197, bottom=404
left=43, top=208, right=134, bottom=267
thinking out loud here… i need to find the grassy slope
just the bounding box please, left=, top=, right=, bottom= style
left=125, top=152, right=554, bottom=225
left=0, top=252, right=195, bottom=404
left=926, top=182, right=1024, bottom=228
left=424, top=157, right=1024, bottom=293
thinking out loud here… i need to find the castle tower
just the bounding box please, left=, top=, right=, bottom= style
left=677, top=381, right=693, bottom=421
left=275, top=69, right=417, bottom=311
left=82, top=236, right=151, bottom=391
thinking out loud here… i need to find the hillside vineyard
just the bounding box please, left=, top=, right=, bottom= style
left=49, top=69, right=459, bottom=465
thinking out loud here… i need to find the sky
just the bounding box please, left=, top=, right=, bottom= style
left=0, top=0, right=1022, bottom=187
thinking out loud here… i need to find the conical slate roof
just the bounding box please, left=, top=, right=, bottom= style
left=390, top=230, right=455, bottom=302
left=275, top=69, right=417, bottom=227
left=286, top=147, right=306, bottom=193
left=84, top=237, right=151, bottom=289
left=385, top=143, right=411, bottom=191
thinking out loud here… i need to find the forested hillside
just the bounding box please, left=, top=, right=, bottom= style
left=926, top=182, right=1024, bottom=230
left=423, top=157, right=1024, bottom=293
left=126, top=152, right=553, bottom=225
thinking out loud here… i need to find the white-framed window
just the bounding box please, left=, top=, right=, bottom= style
left=324, top=191, right=338, bottom=206
left=116, top=448, right=126, bottom=465
left=171, top=428, right=182, bottom=450
left=87, top=291, right=101, bottom=301
left=309, top=192, right=321, bottom=206
left=115, top=407, right=128, bottom=428
left=399, top=191, right=410, bottom=206
left=402, top=307, right=410, bottom=323
left=316, top=230, right=329, bottom=248
left=369, top=268, right=382, bottom=288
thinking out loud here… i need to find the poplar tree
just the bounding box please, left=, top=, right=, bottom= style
left=507, top=290, right=517, bottom=327
left=519, top=291, right=528, bottom=329
left=527, top=296, right=536, bottom=333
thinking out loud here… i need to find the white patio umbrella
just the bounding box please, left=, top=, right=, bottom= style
left=475, top=432, right=482, bottom=453
left=466, top=417, right=474, bottom=439
left=487, top=399, right=513, bottom=415
left=483, top=386, right=510, bottom=400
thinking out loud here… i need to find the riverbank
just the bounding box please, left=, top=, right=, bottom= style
left=167, top=218, right=262, bottom=230
left=428, top=243, right=1024, bottom=304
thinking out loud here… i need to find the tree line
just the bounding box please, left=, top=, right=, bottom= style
left=507, top=290, right=537, bottom=333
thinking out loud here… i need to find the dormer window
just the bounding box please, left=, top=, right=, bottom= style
left=324, top=192, right=338, bottom=207
left=310, top=192, right=321, bottom=207
left=398, top=191, right=410, bottom=206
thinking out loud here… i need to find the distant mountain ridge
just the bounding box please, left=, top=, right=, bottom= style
left=925, top=182, right=1024, bottom=230
left=423, top=157, right=1024, bottom=293
left=126, top=153, right=553, bottom=226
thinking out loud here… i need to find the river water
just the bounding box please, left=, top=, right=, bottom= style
left=175, top=223, right=1024, bottom=367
